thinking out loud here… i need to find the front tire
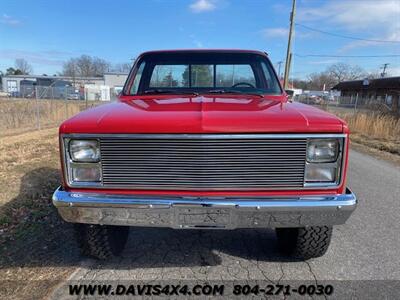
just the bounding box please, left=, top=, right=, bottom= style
left=276, top=226, right=332, bottom=259
left=74, top=224, right=129, bottom=260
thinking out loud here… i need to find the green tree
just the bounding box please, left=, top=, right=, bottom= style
left=6, top=67, right=23, bottom=75
left=182, top=66, right=190, bottom=86
left=192, top=65, right=212, bottom=87
left=182, top=65, right=213, bottom=87
left=161, top=72, right=179, bottom=87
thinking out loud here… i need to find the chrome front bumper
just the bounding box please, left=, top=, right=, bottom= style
left=52, top=187, right=357, bottom=229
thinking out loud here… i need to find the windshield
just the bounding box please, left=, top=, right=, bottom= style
left=124, top=52, right=282, bottom=96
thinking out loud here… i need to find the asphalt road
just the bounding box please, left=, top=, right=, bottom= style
left=52, top=150, right=400, bottom=298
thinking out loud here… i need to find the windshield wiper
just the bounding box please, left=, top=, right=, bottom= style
left=143, top=89, right=199, bottom=96
left=206, top=89, right=264, bottom=98
left=144, top=89, right=174, bottom=94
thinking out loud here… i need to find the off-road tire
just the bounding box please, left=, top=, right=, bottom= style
left=74, top=224, right=129, bottom=260
left=276, top=226, right=332, bottom=259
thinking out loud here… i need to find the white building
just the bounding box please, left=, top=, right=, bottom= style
left=104, top=72, right=129, bottom=96
left=1, top=72, right=129, bottom=100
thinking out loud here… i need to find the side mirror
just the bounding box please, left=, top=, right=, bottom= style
left=285, top=89, right=294, bottom=97
left=285, top=89, right=294, bottom=102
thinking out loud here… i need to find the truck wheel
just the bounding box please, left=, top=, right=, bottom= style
left=275, top=226, right=332, bottom=259
left=74, top=224, right=129, bottom=260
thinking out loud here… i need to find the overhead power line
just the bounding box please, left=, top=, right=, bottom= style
left=295, top=23, right=400, bottom=44
left=294, top=54, right=400, bottom=58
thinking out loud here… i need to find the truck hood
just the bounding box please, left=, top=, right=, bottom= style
left=60, top=95, right=345, bottom=134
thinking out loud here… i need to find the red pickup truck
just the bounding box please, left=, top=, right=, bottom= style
left=52, top=50, right=356, bottom=260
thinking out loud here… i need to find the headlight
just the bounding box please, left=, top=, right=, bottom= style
left=72, top=165, right=101, bottom=182
left=64, top=138, right=102, bottom=186
left=305, top=138, right=343, bottom=184
left=306, top=139, right=338, bottom=163
left=69, top=140, right=100, bottom=162
left=305, top=164, right=336, bottom=182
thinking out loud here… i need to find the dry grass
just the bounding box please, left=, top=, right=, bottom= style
left=0, top=99, right=103, bottom=299
left=326, top=107, right=400, bottom=155
left=0, top=128, right=59, bottom=206
left=338, top=112, right=400, bottom=140
left=1, top=99, right=109, bottom=299
left=0, top=98, right=102, bottom=137
left=0, top=128, right=80, bottom=300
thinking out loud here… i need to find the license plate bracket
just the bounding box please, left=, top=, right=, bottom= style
left=176, top=207, right=231, bottom=229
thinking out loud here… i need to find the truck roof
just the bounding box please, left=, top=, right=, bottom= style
left=139, top=49, right=268, bottom=56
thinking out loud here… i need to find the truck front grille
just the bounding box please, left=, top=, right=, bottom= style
left=99, top=135, right=307, bottom=190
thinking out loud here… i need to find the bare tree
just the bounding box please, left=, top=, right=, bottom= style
left=91, top=57, right=110, bottom=76
left=292, top=71, right=337, bottom=91
left=15, top=58, right=33, bottom=75
left=327, top=63, right=366, bottom=83
left=366, top=71, right=389, bottom=79
left=76, top=55, right=93, bottom=77
left=113, top=63, right=132, bottom=73
left=62, top=55, right=110, bottom=77
left=62, top=58, right=78, bottom=77
left=291, top=78, right=310, bottom=90
left=292, top=63, right=369, bottom=90
left=307, top=72, right=337, bottom=90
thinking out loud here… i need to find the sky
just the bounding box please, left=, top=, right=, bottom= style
left=0, top=0, right=399, bottom=78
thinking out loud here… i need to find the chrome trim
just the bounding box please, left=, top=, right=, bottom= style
left=52, top=186, right=357, bottom=228
left=62, top=133, right=347, bottom=139
left=60, top=133, right=347, bottom=190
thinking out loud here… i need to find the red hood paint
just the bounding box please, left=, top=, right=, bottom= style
left=60, top=95, right=345, bottom=134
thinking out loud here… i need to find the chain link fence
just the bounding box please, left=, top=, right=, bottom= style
left=294, top=93, right=400, bottom=149
left=0, top=85, right=107, bottom=137
left=295, top=93, right=399, bottom=114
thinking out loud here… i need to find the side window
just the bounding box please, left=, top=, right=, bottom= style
left=216, top=65, right=256, bottom=87
left=130, top=62, right=146, bottom=94
left=261, top=61, right=279, bottom=92
left=149, top=65, right=189, bottom=87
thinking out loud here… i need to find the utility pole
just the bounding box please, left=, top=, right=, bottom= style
left=380, top=63, right=389, bottom=78
left=283, top=0, right=296, bottom=90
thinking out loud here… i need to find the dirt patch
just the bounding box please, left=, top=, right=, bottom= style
left=350, top=140, right=400, bottom=167
left=0, top=128, right=80, bottom=300
left=351, top=133, right=400, bottom=156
